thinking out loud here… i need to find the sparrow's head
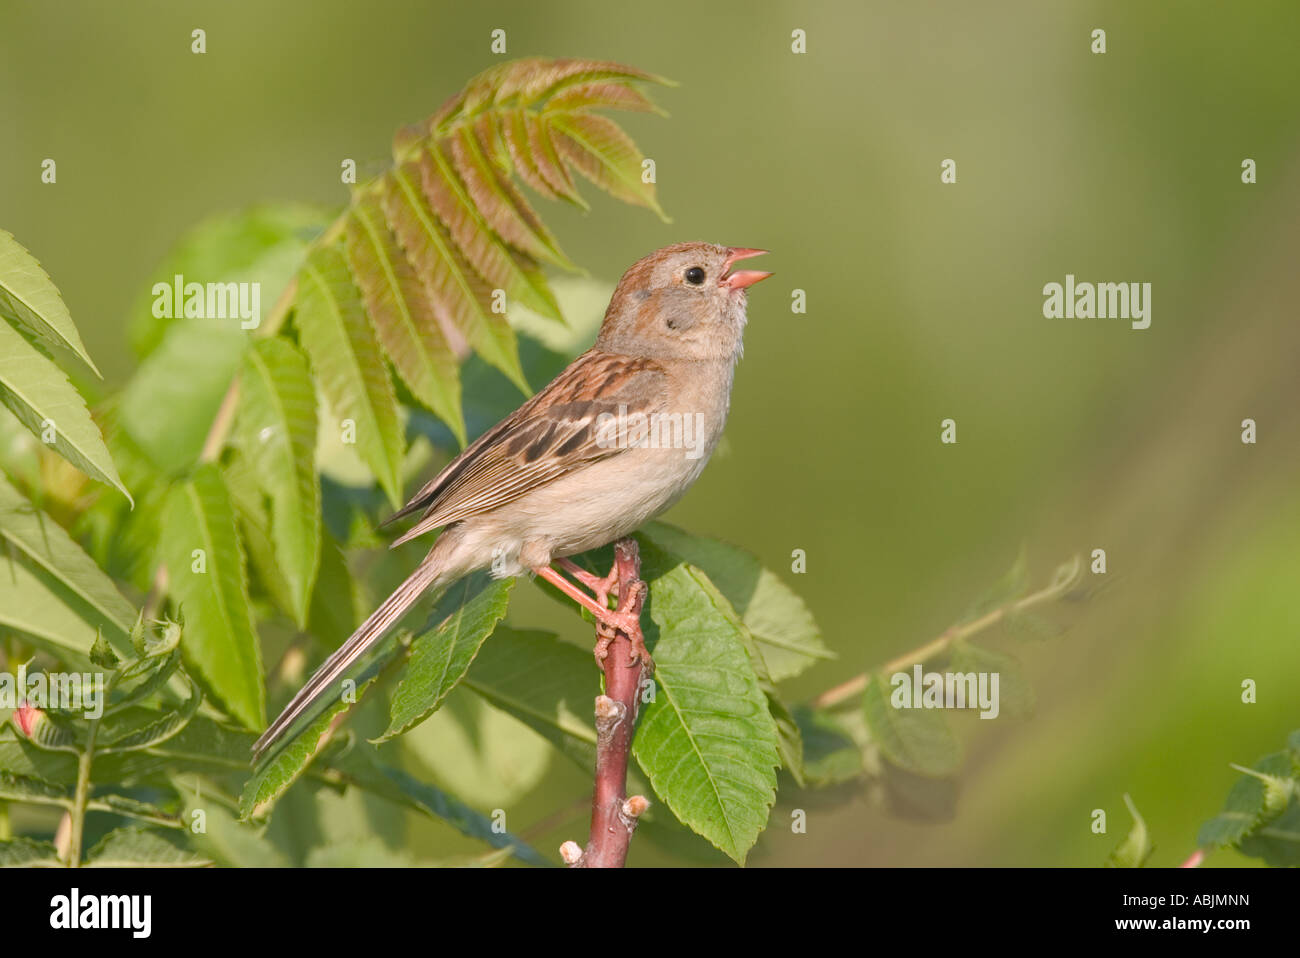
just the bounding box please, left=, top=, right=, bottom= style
left=596, top=242, right=772, bottom=361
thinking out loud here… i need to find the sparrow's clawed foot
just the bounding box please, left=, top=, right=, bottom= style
left=536, top=562, right=652, bottom=672
left=555, top=557, right=620, bottom=608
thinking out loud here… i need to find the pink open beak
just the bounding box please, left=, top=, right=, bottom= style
left=721, top=247, right=773, bottom=290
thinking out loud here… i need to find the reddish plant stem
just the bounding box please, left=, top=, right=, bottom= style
left=570, top=539, right=651, bottom=868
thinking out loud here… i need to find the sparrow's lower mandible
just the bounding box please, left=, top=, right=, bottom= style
left=253, top=242, right=772, bottom=759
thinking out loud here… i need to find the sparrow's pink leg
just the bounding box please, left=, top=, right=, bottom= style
left=555, top=557, right=620, bottom=607
left=533, top=564, right=643, bottom=656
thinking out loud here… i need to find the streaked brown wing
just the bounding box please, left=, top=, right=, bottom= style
left=389, top=351, right=667, bottom=545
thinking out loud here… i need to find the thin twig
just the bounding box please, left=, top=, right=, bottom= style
left=811, top=555, right=1083, bottom=710
left=567, top=538, right=651, bottom=868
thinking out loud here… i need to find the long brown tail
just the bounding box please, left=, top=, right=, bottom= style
left=252, top=557, right=445, bottom=761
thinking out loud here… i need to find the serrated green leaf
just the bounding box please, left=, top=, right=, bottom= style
left=862, top=672, right=961, bottom=777
left=23, top=711, right=83, bottom=753
left=631, top=544, right=780, bottom=864
left=378, top=574, right=514, bottom=743
left=83, top=826, right=210, bottom=867
left=118, top=319, right=247, bottom=475
left=224, top=454, right=299, bottom=622
left=0, top=837, right=62, bottom=867
left=464, top=627, right=599, bottom=768
left=549, top=112, right=667, bottom=219
left=345, top=199, right=465, bottom=445
left=105, top=650, right=182, bottom=716
left=160, top=465, right=264, bottom=729
left=640, top=522, right=832, bottom=682
left=98, top=678, right=200, bottom=753
left=240, top=640, right=403, bottom=819
left=294, top=244, right=405, bottom=509
left=1105, top=793, right=1154, bottom=868
left=0, top=318, right=130, bottom=501
left=501, top=109, right=583, bottom=205
left=236, top=338, right=321, bottom=626
left=421, top=141, right=567, bottom=316
left=549, top=81, right=663, bottom=115
left=382, top=164, right=529, bottom=394
left=0, top=769, right=67, bottom=804
left=0, top=472, right=136, bottom=659
left=0, top=228, right=100, bottom=376
left=1198, top=751, right=1294, bottom=849
left=445, top=129, right=573, bottom=271
left=0, top=715, right=253, bottom=788
left=89, top=633, right=121, bottom=669
left=0, top=558, right=105, bottom=668
left=1238, top=799, right=1300, bottom=867
left=127, top=204, right=329, bottom=359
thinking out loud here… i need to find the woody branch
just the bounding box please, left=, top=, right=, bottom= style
left=560, top=538, right=651, bottom=868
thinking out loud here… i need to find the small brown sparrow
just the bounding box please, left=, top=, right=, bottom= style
left=254, top=243, right=771, bottom=759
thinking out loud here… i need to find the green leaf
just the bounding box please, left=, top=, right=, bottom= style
left=330, top=742, right=549, bottom=867
left=83, top=826, right=210, bottom=867
left=1239, top=800, right=1300, bottom=867
left=160, top=465, right=264, bottom=729
left=345, top=199, right=466, bottom=446
left=631, top=544, right=780, bottom=864
left=0, top=837, right=62, bottom=867
left=444, top=130, right=573, bottom=271
left=502, top=110, right=585, bottom=205
left=127, top=204, right=329, bottom=359
left=464, top=627, right=599, bottom=768
left=377, top=574, right=514, bottom=743
left=1198, top=751, right=1295, bottom=849
left=420, top=141, right=566, bottom=318
left=382, top=164, right=529, bottom=394
left=549, top=81, right=663, bottom=115
left=1105, top=793, right=1154, bottom=868
left=862, top=672, right=961, bottom=777
left=548, top=112, right=667, bottom=219
left=948, top=640, right=1035, bottom=719
left=0, top=229, right=100, bottom=376
left=0, top=558, right=109, bottom=668
left=402, top=691, right=552, bottom=808
left=293, top=244, right=406, bottom=508
left=98, top=678, right=201, bottom=753
left=235, top=338, right=322, bottom=625
left=732, top=617, right=804, bottom=786
left=118, top=318, right=247, bottom=474
left=89, top=633, right=121, bottom=669
left=793, top=707, right=866, bottom=787
left=0, top=317, right=130, bottom=501
left=0, top=472, right=136, bottom=656
left=23, top=711, right=83, bottom=753
left=240, top=640, right=404, bottom=820
left=0, top=715, right=253, bottom=788
left=223, top=453, right=299, bottom=622
left=0, top=769, right=67, bottom=805
left=306, top=536, right=362, bottom=648
left=176, top=783, right=290, bottom=867
left=640, top=522, right=832, bottom=681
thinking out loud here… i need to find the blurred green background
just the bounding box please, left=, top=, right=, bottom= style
left=3, top=0, right=1298, bottom=866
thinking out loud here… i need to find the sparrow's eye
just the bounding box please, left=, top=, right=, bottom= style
left=684, top=266, right=706, bottom=285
